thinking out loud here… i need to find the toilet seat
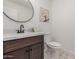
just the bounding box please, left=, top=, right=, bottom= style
left=46, top=41, right=61, bottom=48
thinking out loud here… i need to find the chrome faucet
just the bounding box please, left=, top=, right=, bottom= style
left=16, top=24, right=24, bottom=33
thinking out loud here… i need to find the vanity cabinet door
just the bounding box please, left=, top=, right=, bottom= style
left=30, top=43, right=44, bottom=59
left=4, top=47, right=29, bottom=59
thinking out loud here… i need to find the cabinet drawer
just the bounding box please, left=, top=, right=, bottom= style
left=4, top=35, right=43, bottom=53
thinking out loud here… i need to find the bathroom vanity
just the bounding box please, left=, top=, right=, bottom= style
left=3, top=35, right=44, bottom=59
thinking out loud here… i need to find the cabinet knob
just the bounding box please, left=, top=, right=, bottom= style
left=25, top=50, right=29, bottom=52
left=25, top=49, right=32, bottom=52
left=30, top=49, right=32, bottom=51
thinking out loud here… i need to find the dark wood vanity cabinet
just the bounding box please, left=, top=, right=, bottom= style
left=3, top=35, right=44, bottom=59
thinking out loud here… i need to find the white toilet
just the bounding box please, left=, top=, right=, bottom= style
left=45, top=41, right=62, bottom=59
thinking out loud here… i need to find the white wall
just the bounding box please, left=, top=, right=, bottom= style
left=3, top=0, right=52, bottom=34
left=51, top=0, right=75, bottom=53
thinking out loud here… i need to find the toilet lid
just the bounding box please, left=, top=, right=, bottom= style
left=47, top=41, right=61, bottom=47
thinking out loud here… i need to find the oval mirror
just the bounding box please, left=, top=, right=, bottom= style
left=3, top=0, right=34, bottom=23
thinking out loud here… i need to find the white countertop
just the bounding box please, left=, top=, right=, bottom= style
left=3, top=32, right=49, bottom=41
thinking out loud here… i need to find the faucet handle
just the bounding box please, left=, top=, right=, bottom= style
left=16, top=30, right=20, bottom=33
left=22, top=30, right=24, bottom=33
